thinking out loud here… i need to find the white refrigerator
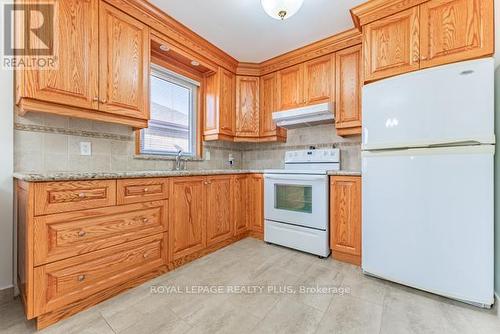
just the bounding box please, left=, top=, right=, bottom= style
left=362, top=58, right=495, bottom=307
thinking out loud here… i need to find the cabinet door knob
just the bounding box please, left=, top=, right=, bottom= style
left=143, top=253, right=148, bottom=259
left=93, top=97, right=99, bottom=102
left=143, top=188, right=149, bottom=192
left=78, top=193, right=86, bottom=199
left=100, top=99, right=107, bottom=104
left=143, top=218, right=149, bottom=224
left=77, top=275, right=86, bottom=282
left=78, top=230, right=86, bottom=237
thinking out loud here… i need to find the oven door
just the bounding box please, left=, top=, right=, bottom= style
left=264, top=174, right=329, bottom=230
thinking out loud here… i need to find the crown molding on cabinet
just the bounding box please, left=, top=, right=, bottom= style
left=105, top=0, right=362, bottom=76
left=350, top=0, right=430, bottom=30
left=237, top=29, right=362, bottom=77
left=104, top=0, right=239, bottom=73
left=258, top=29, right=362, bottom=75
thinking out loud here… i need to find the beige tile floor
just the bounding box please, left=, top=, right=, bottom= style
left=1, top=238, right=499, bottom=334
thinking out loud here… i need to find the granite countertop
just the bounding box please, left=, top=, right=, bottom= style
left=14, top=169, right=362, bottom=182
left=13, top=170, right=263, bottom=182
left=327, top=170, right=362, bottom=176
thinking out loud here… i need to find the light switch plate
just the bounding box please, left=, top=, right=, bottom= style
left=205, top=150, right=211, bottom=161
left=80, top=142, right=92, bottom=156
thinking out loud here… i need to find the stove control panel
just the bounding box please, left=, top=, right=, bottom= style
left=285, top=148, right=340, bottom=164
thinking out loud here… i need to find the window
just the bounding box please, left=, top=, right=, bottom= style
left=139, top=65, right=199, bottom=156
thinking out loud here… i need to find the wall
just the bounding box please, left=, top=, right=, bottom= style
left=14, top=113, right=244, bottom=173
left=241, top=126, right=361, bottom=170
left=0, top=0, right=14, bottom=295
left=14, top=112, right=362, bottom=173
left=494, top=0, right=500, bottom=297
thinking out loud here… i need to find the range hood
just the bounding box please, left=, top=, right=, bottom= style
left=272, top=102, right=335, bottom=129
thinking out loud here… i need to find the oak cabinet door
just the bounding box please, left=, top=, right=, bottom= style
left=330, top=176, right=362, bottom=265
left=99, top=2, right=150, bottom=120
left=203, top=71, right=218, bottom=135
left=420, top=0, right=494, bottom=69
left=248, top=175, right=264, bottom=232
left=363, top=7, right=420, bottom=82
left=23, top=0, right=99, bottom=110
left=304, top=55, right=334, bottom=106
left=260, top=73, right=277, bottom=136
left=170, top=177, right=206, bottom=260
left=233, top=175, right=249, bottom=235
left=236, top=76, right=260, bottom=138
left=219, top=68, right=236, bottom=135
left=335, top=45, right=362, bottom=135
left=206, top=176, right=233, bottom=246
left=277, top=64, right=304, bottom=111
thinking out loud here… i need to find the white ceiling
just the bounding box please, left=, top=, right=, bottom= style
left=149, top=0, right=366, bottom=63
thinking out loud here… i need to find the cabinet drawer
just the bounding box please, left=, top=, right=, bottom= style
left=34, top=180, right=116, bottom=216
left=33, top=234, right=167, bottom=316
left=117, top=178, right=169, bottom=205
left=33, top=201, right=168, bottom=266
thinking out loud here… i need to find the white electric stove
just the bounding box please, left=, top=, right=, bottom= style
left=263, top=148, right=340, bottom=257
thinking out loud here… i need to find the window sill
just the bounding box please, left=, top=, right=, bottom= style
left=133, top=154, right=204, bottom=162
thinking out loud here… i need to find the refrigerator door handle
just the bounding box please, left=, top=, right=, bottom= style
left=428, top=140, right=482, bottom=148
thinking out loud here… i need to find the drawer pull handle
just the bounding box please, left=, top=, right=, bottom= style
left=144, top=188, right=149, bottom=192
left=78, top=230, right=86, bottom=237
left=78, top=193, right=86, bottom=199
left=143, top=218, right=149, bottom=224
left=77, top=275, right=86, bottom=282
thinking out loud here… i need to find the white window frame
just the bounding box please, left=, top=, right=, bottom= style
left=140, top=64, right=200, bottom=157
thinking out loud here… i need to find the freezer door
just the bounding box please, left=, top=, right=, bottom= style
left=362, top=58, right=495, bottom=150
left=362, top=146, right=494, bottom=306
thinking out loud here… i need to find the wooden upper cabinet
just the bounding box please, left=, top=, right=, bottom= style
left=99, top=2, right=150, bottom=120
left=259, top=73, right=287, bottom=141
left=330, top=176, right=362, bottom=266
left=18, top=0, right=99, bottom=110
left=335, top=45, right=362, bottom=135
left=235, top=76, right=260, bottom=138
left=169, top=177, right=206, bottom=260
left=304, top=55, right=335, bottom=106
left=203, top=67, right=236, bottom=141
left=205, top=176, right=233, bottom=246
left=260, top=73, right=277, bottom=136
left=420, top=0, right=494, bottom=69
left=219, top=68, right=236, bottom=134
left=363, top=7, right=420, bottom=82
left=277, top=64, right=304, bottom=111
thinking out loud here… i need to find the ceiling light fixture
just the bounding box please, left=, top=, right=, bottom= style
left=261, top=0, right=304, bottom=20
left=191, top=60, right=200, bottom=66
left=159, top=44, right=170, bottom=52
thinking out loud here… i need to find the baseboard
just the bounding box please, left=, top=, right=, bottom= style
left=0, top=286, right=14, bottom=306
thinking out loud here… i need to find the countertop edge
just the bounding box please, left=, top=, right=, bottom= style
left=14, top=169, right=362, bottom=182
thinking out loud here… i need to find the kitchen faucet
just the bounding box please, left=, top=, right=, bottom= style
left=174, top=145, right=183, bottom=171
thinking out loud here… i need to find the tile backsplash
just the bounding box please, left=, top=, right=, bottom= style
left=14, top=113, right=361, bottom=173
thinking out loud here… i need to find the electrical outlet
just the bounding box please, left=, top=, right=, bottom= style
left=205, top=150, right=211, bottom=161
left=80, top=142, right=92, bottom=156
left=228, top=153, right=235, bottom=166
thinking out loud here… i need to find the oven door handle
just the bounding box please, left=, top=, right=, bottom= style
left=264, top=174, right=327, bottom=182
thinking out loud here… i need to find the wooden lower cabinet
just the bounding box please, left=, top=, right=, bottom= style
left=169, top=177, right=206, bottom=260
left=17, top=174, right=265, bottom=329
left=330, top=176, right=362, bottom=266
left=33, top=234, right=166, bottom=316
left=248, top=175, right=264, bottom=233
left=206, top=176, right=234, bottom=245
left=233, top=175, right=249, bottom=235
